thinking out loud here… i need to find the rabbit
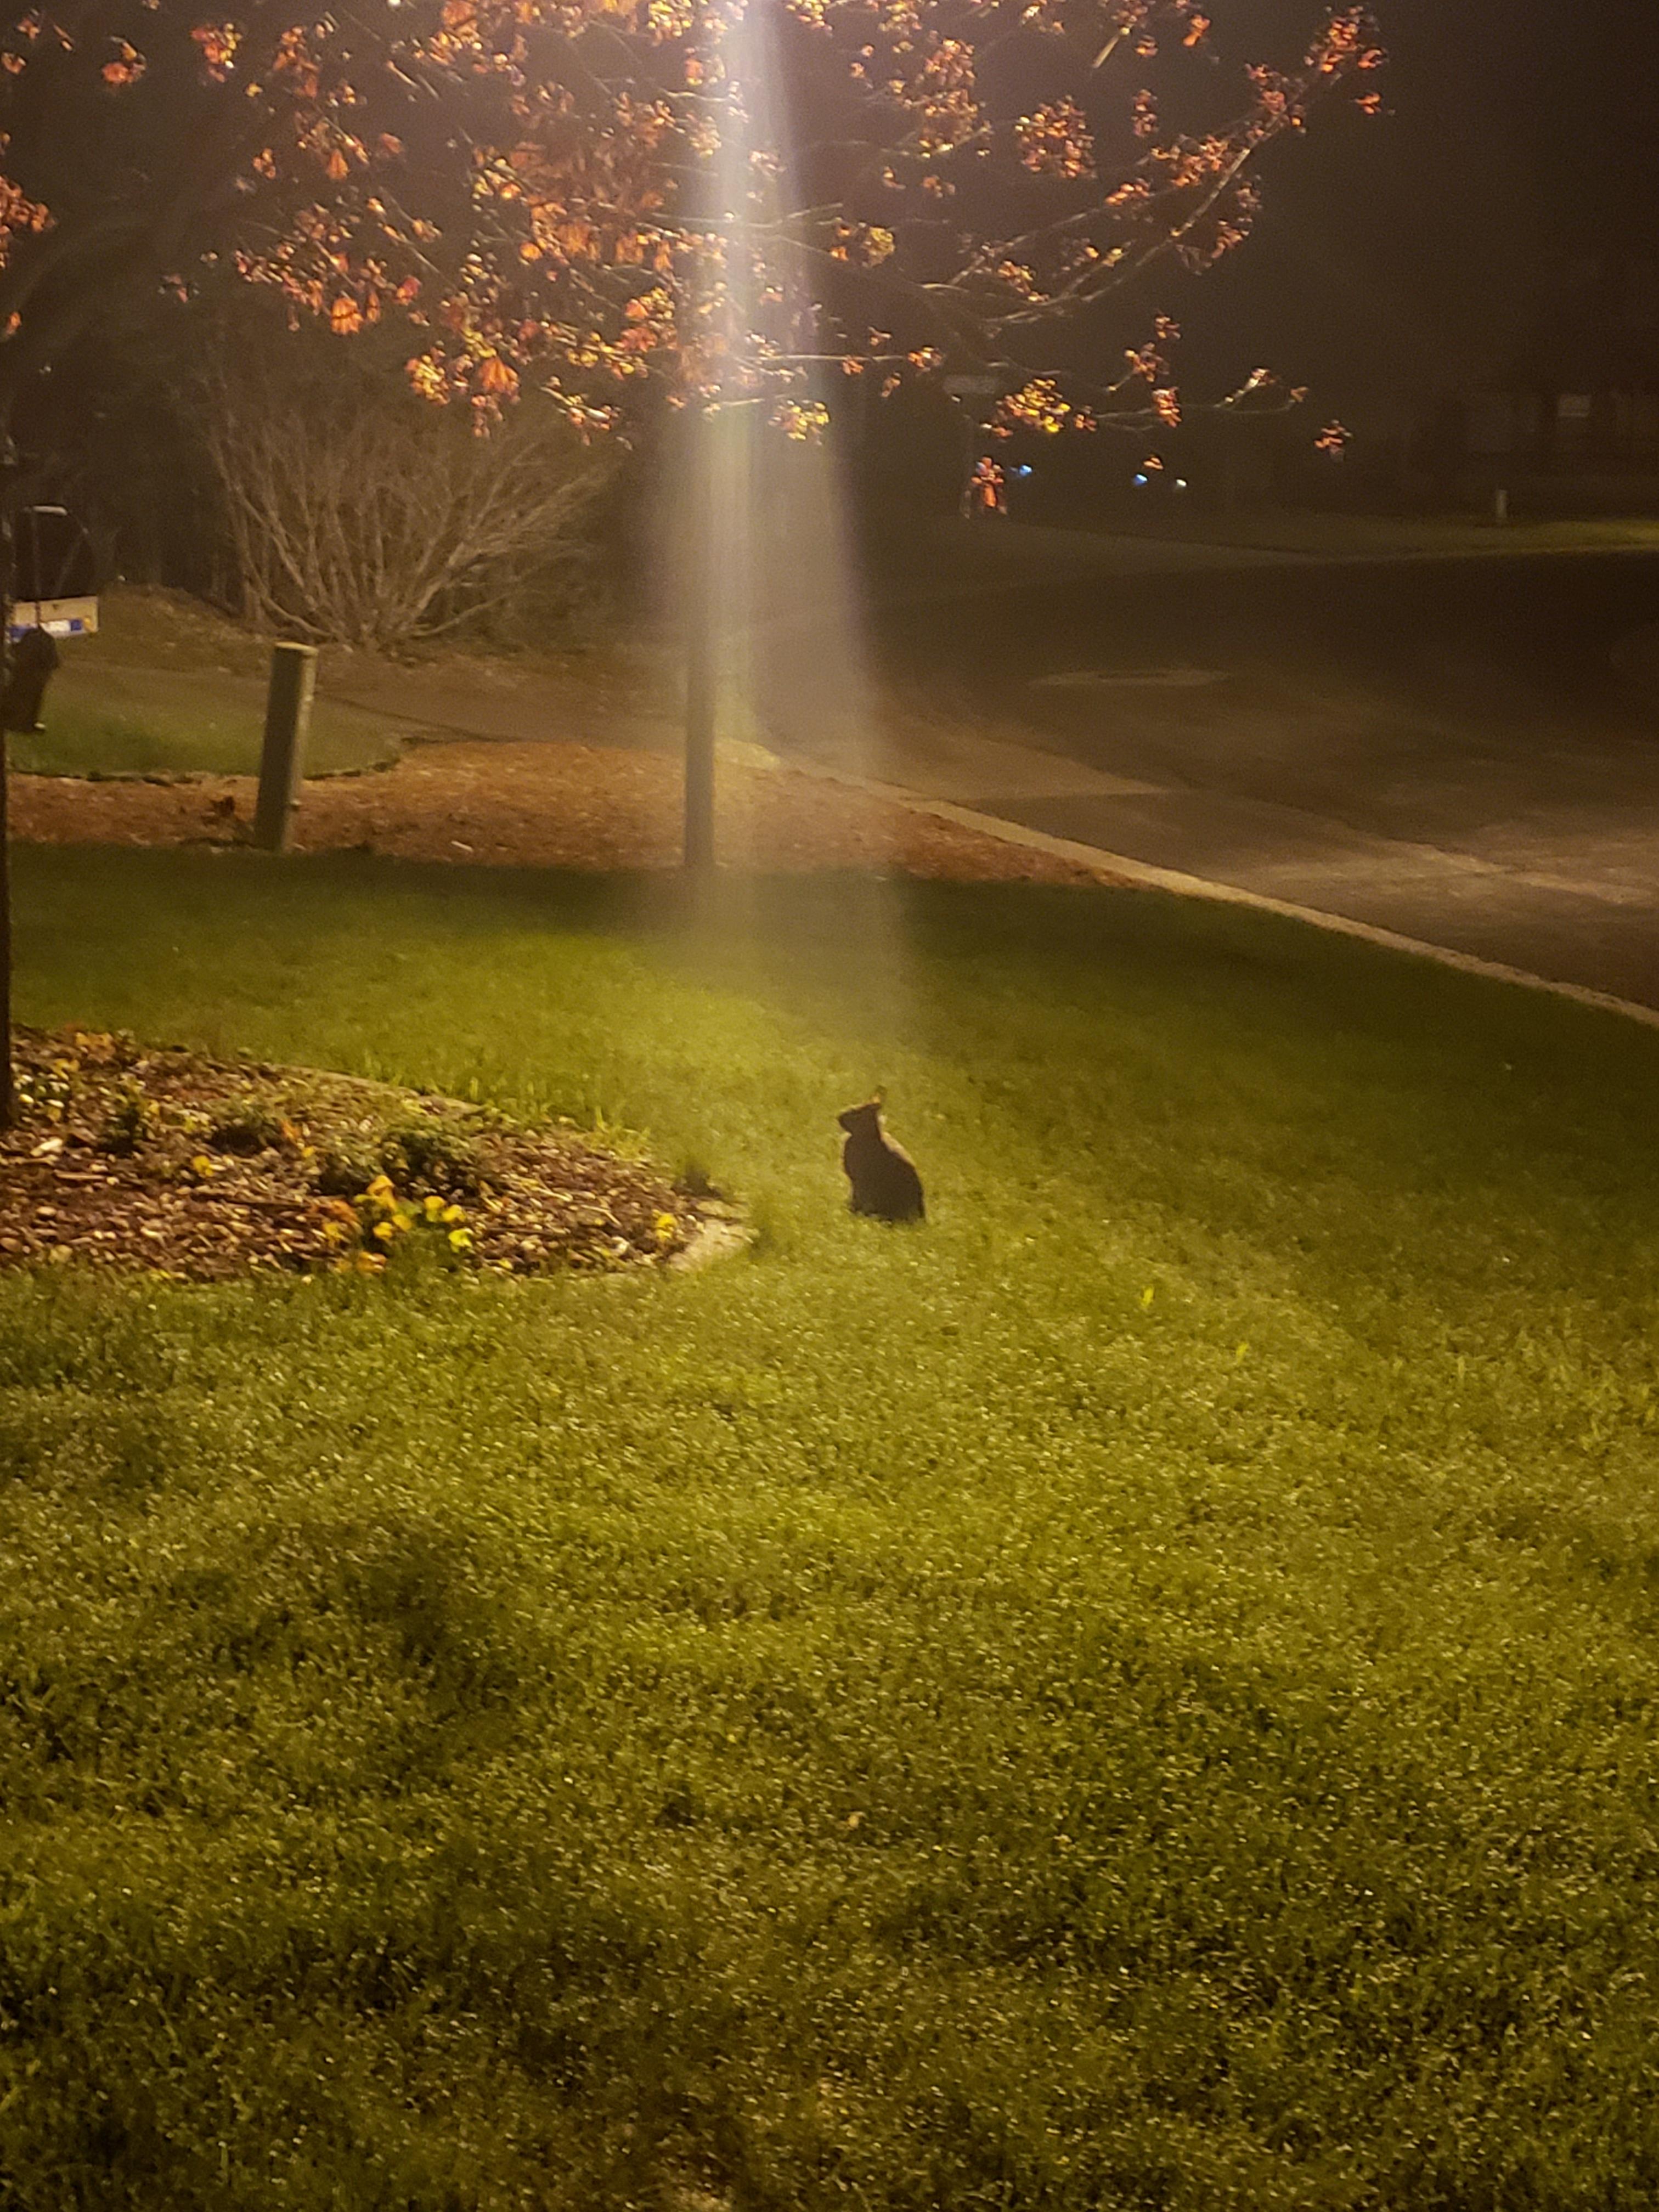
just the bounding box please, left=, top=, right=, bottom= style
left=837, top=1094, right=926, bottom=1224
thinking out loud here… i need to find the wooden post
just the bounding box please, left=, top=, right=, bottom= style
left=684, top=570, right=716, bottom=876
left=254, top=642, right=318, bottom=854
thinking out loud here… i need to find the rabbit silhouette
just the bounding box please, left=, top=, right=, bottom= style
left=837, top=1096, right=926, bottom=1224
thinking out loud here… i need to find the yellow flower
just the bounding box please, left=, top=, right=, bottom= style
left=447, top=1227, right=474, bottom=1252
left=364, top=1173, right=396, bottom=1205
left=373, top=1220, right=396, bottom=1243
left=442, top=1203, right=466, bottom=1226
left=422, top=1194, right=446, bottom=1221
left=190, top=1154, right=218, bottom=1177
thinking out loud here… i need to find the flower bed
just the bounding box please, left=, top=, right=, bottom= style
left=0, top=1026, right=699, bottom=1282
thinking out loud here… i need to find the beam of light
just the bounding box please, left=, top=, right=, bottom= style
left=666, top=0, right=913, bottom=1053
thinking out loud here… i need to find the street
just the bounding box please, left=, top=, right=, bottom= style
left=798, top=528, right=1659, bottom=1009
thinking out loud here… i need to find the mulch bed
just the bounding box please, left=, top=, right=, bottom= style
left=10, top=737, right=1113, bottom=886
left=0, top=1026, right=708, bottom=1284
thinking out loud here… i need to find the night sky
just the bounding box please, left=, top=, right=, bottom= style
left=1183, top=0, right=1659, bottom=421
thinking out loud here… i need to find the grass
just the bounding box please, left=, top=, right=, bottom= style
left=19, top=585, right=630, bottom=776
left=16, top=659, right=403, bottom=779
left=10, top=588, right=403, bottom=777
left=6, top=845, right=1659, bottom=2208
left=1007, top=512, right=1659, bottom=565
left=73, top=586, right=279, bottom=680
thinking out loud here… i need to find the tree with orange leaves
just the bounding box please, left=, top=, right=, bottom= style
left=0, top=0, right=1381, bottom=432
left=0, top=0, right=1382, bottom=1115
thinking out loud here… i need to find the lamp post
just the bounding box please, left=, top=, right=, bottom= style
left=684, top=416, right=717, bottom=876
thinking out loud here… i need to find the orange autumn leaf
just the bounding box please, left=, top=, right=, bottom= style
left=100, top=38, right=144, bottom=84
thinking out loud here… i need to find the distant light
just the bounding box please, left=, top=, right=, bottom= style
left=1175, top=478, right=1189, bottom=490
left=1013, top=464, right=1032, bottom=478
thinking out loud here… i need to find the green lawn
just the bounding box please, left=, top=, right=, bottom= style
left=12, top=590, right=404, bottom=777
left=70, top=586, right=281, bottom=680
left=15, top=660, right=403, bottom=779
left=5, top=845, right=1659, bottom=2209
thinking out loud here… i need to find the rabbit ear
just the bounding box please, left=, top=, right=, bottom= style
left=870, top=1086, right=887, bottom=1105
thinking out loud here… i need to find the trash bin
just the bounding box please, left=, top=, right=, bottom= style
left=0, top=625, right=60, bottom=732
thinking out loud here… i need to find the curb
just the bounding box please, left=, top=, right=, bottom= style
left=792, top=754, right=1659, bottom=1037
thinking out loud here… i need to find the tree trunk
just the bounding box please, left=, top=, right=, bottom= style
left=0, top=745, right=12, bottom=1130
left=0, top=482, right=14, bottom=1129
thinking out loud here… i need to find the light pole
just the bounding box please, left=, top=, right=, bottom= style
left=684, top=415, right=717, bottom=876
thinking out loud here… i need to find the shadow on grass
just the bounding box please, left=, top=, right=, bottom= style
left=18, top=834, right=1659, bottom=1090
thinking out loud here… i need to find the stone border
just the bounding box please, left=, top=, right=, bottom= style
left=668, top=1201, right=752, bottom=1272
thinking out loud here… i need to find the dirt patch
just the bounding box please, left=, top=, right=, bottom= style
left=1, top=1026, right=710, bottom=1284
left=12, top=737, right=1113, bottom=887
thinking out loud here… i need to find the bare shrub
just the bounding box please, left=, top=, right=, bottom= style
left=203, top=347, right=610, bottom=650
